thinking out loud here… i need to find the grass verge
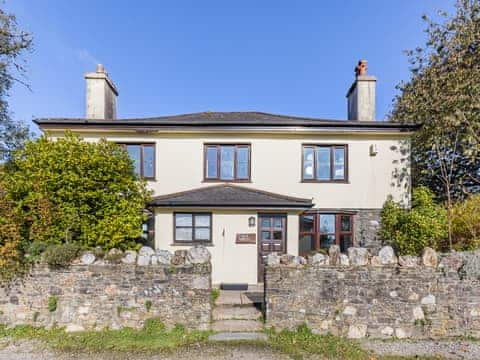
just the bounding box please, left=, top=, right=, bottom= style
left=0, top=321, right=445, bottom=359
left=266, top=324, right=369, bottom=360
left=0, top=319, right=211, bottom=353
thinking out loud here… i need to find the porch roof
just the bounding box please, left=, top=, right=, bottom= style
left=150, top=184, right=313, bottom=209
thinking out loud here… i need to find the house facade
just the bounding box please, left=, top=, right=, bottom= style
left=35, top=61, right=415, bottom=285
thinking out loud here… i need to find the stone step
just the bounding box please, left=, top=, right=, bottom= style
left=213, top=306, right=262, bottom=321
left=209, top=332, right=268, bottom=342
left=212, top=319, right=263, bottom=332
left=215, top=290, right=263, bottom=307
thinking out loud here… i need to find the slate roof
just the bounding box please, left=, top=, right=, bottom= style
left=34, top=111, right=417, bottom=132
left=150, top=184, right=314, bottom=209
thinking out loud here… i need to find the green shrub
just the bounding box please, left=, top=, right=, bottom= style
left=452, top=194, right=480, bottom=250
left=1, top=133, right=151, bottom=250
left=26, top=241, right=48, bottom=260
left=47, top=296, right=57, bottom=312
left=380, top=186, right=448, bottom=255
left=42, top=243, right=81, bottom=268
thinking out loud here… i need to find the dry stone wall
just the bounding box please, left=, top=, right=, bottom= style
left=265, top=246, right=480, bottom=339
left=0, top=246, right=212, bottom=332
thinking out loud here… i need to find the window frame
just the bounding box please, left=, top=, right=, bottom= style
left=299, top=212, right=354, bottom=256
left=173, top=212, right=212, bottom=244
left=203, top=143, right=252, bottom=182
left=117, top=143, right=156, bottom=180
left=301, top=144, right=348, bottom=183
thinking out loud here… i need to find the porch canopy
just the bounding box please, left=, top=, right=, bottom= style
left=150, top=184, right=313, bottom=210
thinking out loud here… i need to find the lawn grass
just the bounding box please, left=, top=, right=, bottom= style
left=0, top=319, right=211, bottom=353
left=0, top=321, right=445, bottom=359
left=266, top=324, right=370, bottom=360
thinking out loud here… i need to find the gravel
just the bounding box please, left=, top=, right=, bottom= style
left=363, top=339, right=480, bottom=359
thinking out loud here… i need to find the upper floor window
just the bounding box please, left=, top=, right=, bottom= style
left=204, top=144, right=251, bottom=182
left=302, top=145, right=347, bottom=182
left=118, top=143, right=155, bottom=180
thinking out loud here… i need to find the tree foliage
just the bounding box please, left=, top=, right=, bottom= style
left=390, top=0, right=480, bottom=200
left=380, top=187, right=448, bottom=255
left=451, top=193, right=480, bottom=249
left=1, top=133, right=151, bottom=250
left=0, top=6, right=32, bottom=160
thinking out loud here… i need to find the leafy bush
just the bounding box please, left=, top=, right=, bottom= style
left=0, top=195, right=24, bottom=281
left=25, top=241, right=48, bottom=260
left=451, top=194, right=480, bottom=250
left=380, top=186, right=448, bottom=255
left=42, top=243, right=81, bottom=268
left=1, top=133, right=151, bottom=250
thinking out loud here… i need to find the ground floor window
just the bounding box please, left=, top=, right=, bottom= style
left=299, top=212, right=353, bottom=255
left=174, top=212, right=212, bottom=243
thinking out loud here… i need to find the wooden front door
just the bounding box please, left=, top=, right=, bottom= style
left=258, top=214, right=287, bottom=282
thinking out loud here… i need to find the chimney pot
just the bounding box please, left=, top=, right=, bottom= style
left=96, top=64, right=105, bottom=73
left=346, top=59, right=376, bottom=121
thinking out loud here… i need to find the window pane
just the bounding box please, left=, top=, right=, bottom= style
left=195, top=228, right=210, bottom=241
left=220, top=146, right=235, bottom=180
left=261, top=218, right=271, bottom=228
left=126, top=145, right=141, bottom=175
left=206, top=147, right=218, bottom=178
left=319, top=214, right=335, bottom=234
left=273, top=218, right=283, bottom=229
left=273, top=231, right=283, bottom=240
left=175, top=228, right=192, bottom=241
left=194, top=214, right=211, bottom=227
left=303, top=147, right=314, bottom=179
left=261, top=231, right=270, bottom=240
left=334, top=147, right=345, bottom=180
left=320, top=234, right=336, bottom=249
left=299, top=234, right=315, bottom=254
left=340, top=235, right=352, bottom=253
left=143, top=146, right=155, bottom=178
left=236, top=147, right=249, bottom=179
left=300, top=215, right=314, bottom=232
left=316, top=147, right=331, bottom=180
left=340, top=215, right=352, bottom=232
left=175, top=214, right=192, bottom=227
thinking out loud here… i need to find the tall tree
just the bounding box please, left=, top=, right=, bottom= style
left=391, top=0, right=480, bottom=202
left=0, top=6, right=32, bottom=161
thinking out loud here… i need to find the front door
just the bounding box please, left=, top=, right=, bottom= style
left=258, top=214, right=286, bottom=282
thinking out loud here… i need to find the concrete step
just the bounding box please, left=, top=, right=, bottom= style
left=209, top=332, right=268, bottom=342
left=215, top=290, right=263, bottom=306
left=213, top=306, right=262, bottom=321
left=212, top=319, right=264, bottom=332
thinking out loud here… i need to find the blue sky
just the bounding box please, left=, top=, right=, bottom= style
left=7, top=0, right=454, bottom=133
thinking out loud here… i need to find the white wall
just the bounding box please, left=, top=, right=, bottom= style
left=56, top=131, right=411, bottom=209
left=155, top=209, right=299, bottom=284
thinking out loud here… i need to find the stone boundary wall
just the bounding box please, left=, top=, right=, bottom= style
left=0, top=246, right=212, bottom=332
left=265, top=246, right=480, bottom=339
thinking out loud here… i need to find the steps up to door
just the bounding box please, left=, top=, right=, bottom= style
left=211, top=290, right=264, bottom=333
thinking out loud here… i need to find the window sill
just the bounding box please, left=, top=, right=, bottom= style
left=301, top=180, right=350, bottom=184
left=202, top=179, right=252, bottom=183
left=170, top=243, right=214, bottom=247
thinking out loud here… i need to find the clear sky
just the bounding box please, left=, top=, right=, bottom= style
left=7, top=0, right=454, bottom=133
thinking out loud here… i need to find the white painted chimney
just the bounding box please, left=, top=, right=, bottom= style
left=346, top=60, right=376, bottom=121
left=84, top=64, right=118, bottom=120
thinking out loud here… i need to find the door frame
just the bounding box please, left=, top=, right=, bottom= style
left=257, top=213, right=288, bottom=283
